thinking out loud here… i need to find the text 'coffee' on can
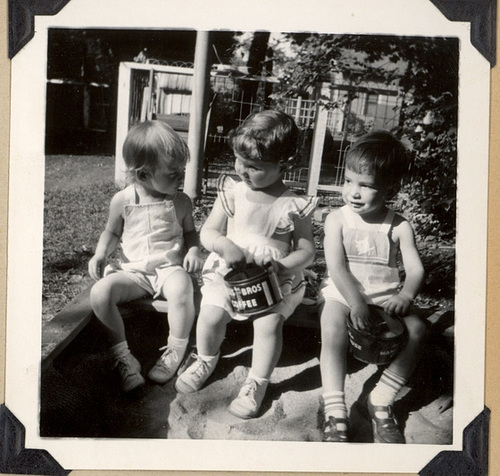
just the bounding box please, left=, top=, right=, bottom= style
left=224, top=263, right=283, bottom=317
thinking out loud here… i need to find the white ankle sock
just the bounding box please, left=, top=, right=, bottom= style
left=370, top=368, right=407, bottom=407
left=247, top=371, right=269, bottom=386
left=323, top=391, right=348, bottom=420
left=167, top=335, right=189, bottom=354
left=198, top=352, right=219, bottom=364
left=110, top=341, right=129, bottom=359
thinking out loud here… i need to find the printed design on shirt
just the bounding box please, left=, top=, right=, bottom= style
left=345, top=230, right=390, bottom=267
left=354, top=236, right=376, bottom=255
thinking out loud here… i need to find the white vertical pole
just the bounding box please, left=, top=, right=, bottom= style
left=184, top=31, right=211, bottom=200
left=115, top=62, right=132, bottom=188
left=295, top=95, right=302, bottom=124
left=307, top=101, right=328, bottom=196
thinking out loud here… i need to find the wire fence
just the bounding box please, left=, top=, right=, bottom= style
left=125, top=62, right=403, bottom=194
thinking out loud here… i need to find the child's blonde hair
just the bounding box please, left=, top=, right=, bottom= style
left=122, top=120, right=190, bottom=183
left=346, top=131, right=410, bottom=194
left=228, top=110, right=299, bottom=164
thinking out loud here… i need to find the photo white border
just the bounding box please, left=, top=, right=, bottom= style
left=5, top=0, right=490, bottom=472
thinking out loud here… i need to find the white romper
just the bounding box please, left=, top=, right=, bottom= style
left=319, top=205, right=401, bottom=307
left=202, top=175, right=318, bottom=320
left=104, top=184, right=185, bottom=297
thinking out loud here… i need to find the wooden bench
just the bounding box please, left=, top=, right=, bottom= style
left=42, top=284, right=452, bottom=366
left=42, top=286, right=94, bottom=364
left=42, top=289, right=319, bottom=364
left=42, top=287, right=186, bottom=365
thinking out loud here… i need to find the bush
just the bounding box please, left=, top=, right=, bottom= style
left=396, top=123, right=457, bottom=240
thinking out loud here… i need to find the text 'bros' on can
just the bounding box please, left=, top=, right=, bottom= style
left=224, top=263, right=283, bottom=317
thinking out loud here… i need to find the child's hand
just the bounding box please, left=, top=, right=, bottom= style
left=183, top=247, right=204, bottom=273
left=383, top=294, right=412, bottom=317
left=350, top=302, right=371, bottom=332
left=255, top=256, right=285, bottom=274
left=256, top=258, right=293, bottom=293
left=221, top=242, right=247, bottom=270
left=88, top=255, right=106, bottom=281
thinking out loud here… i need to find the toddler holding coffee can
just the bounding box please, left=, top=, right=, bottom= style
left=175, top=110, right=318, bottom=419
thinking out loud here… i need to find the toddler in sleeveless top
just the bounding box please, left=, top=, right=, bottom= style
left=175, top=110, right=317, bottom=419
left=88, top=120, right=204, bottom=393
left=318, top=131, right=427, bottom=443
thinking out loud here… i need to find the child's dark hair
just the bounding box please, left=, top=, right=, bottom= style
left=346, top=131, right=410, bottom=192
left=122, top=120, right=190, bottom=183
left=228, top=110, right=299, bottom=164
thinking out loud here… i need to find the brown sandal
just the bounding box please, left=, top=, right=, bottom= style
left=367, top=396, right=405, bottom=444
left=323, top=416, right=349, bottom=442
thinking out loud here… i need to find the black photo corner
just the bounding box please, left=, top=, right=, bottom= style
left=3, top=0, right=496, bottom=474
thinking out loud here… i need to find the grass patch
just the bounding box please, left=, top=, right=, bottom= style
left=43, top=157, right=118, bottom=320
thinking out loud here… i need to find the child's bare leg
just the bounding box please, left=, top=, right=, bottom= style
left=90, top=273, right=148, bottom=344
left=90, top=273, right=148, bottom=392
left=320, top=300, right=350, bottom=392
left=388, top=313, right=428, bottom=378
left=368, top=313, right=427, bottom=444
left=250, top=312, right=285, bottom=379
left=370, top=313, right=428, bottom=403
left=229, top=312, right=284, bottom=419
left=174, top=305, right=231, bottom=394
left=319, top=300, right=350, bottom=441
left=196, top=304, right=232, bottom=357
left=160, top=269, right=195, bottom=339
left=148, top=269, right=196, bottom=384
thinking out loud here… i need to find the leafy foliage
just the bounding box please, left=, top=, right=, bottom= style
left=396, top=126, right=457, bottom=238
left=277, top=34, right=459, bottom=239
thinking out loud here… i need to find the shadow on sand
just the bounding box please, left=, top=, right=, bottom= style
left=40, top=310, right=453, bottom=442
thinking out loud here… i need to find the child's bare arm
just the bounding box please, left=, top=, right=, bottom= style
left=183, top=227, right=203, bottom=273
left=200, top=197, right=246, bottom=269
left=88, top=191, right=124, bottom=280
left=324, top=211, right=370, bottom=329
left=274, top=215, right=315, bottom=275
left=384, top=219, right=425, bottom=316
left=177, top=193, right=204, bottom=273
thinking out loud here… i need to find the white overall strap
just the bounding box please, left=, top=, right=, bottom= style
left=379, top=208, right=395, bottom=234
left=341, top=205, right=357, bottom=229
left=122, top=184, right=138, bottom=205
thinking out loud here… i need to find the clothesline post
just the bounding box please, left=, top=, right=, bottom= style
left=184, top=30, right=212, bottom=201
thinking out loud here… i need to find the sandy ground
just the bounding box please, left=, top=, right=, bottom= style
left=41, top=310, right=453, bottom=445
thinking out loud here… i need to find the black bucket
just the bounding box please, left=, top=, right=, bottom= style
left=347, top=305, right=408, bottom=365
left=224, top=263, right=283, bottom=317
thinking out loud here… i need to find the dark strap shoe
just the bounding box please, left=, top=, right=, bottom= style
left=367, top=396, right=405, bottom=444
left=322, top=416, right=349, bottom=442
